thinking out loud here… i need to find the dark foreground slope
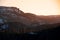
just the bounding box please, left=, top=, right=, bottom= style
left=0, top=25, right=60, bottom=40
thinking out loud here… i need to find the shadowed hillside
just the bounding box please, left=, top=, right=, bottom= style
left=0, top=6, right=60, bottom=33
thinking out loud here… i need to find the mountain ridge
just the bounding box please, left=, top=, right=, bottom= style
left=0, top=6, right=60, bottom=33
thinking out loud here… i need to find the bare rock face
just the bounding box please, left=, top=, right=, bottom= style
left=0, top=6, right=35, bottom=26
left=0, top=6, right=25, bottom=33
left=0, top=6, right=24, bottom=22
left=0, top=6, right=40, bottom=33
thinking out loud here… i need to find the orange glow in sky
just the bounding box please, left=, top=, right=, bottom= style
left=0, top=0, right=60, bottom=16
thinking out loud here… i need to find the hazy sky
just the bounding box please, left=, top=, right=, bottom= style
left=0, top=0, right=60, bottom=15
